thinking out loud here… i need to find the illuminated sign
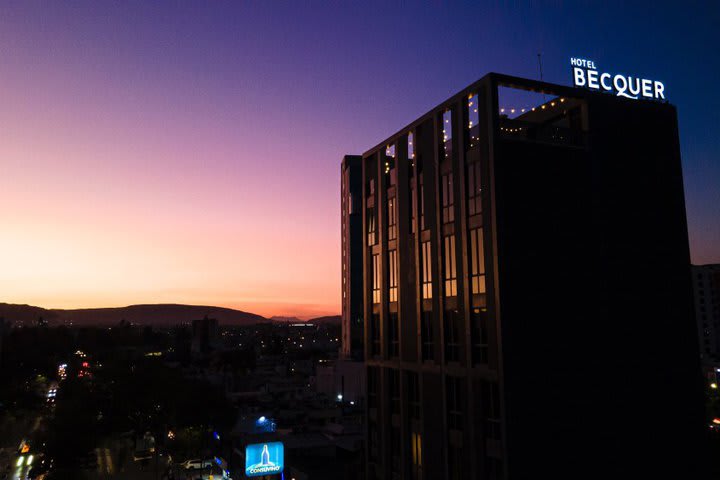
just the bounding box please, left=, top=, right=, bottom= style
left=570, top=58, right=665, bottom=100
left=245, top=442, right=284, bottom=477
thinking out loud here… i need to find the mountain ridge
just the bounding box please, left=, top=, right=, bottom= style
left=0, top=302, right=269, bottom=327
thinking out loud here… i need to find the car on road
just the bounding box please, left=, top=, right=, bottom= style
left=181, top=458, right=211, bottom=470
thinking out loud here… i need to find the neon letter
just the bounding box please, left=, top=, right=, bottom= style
left=600, top=73, right=612, bottom=91
left=573, top=67, right=586, bottom=87
left=587, top=69, right=599, bottom=89
left=653, top=81, right=665, bottom=99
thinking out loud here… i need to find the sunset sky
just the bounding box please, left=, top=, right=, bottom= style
left=1, top=2, right=718, bottom=318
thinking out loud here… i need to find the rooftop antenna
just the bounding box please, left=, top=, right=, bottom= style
left=537, top=52, right=547, bottom=102
left=537, top=52, right=544, bottom=82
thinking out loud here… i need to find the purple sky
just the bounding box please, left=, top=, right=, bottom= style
left=1, top=1, right=718, bottom=317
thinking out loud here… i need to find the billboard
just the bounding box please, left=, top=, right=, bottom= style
left=245, top=442, right=284, bottom=477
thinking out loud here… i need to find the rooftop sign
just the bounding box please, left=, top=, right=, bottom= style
left=245, top=442, right=284, bottom=477
left=570, top=58, right=665, bottom=100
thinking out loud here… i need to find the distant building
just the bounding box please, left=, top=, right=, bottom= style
left=347, top=73, right=706, bottom=479
left=316, top=360, right=366, bottom=405
left=192, top=316, right=219, bottom=354
left=0, top=317, right=6, bottom=368
left=341, top=155, right=364, bottom=360
left=694, top=264, right=720, bottom=364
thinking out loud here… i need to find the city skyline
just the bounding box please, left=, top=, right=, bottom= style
left=1, top=1, right=718, bottom=318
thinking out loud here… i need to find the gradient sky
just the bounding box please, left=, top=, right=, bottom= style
left=1, top=1, right=718, bottom=318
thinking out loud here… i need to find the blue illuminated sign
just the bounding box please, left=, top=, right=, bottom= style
left=245, top=442, right=284, bottom=477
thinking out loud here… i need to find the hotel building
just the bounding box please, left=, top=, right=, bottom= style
left=344, top=73, right=706, bottom=479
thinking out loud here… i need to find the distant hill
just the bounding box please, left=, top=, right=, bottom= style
left=0, top=303, right=269, bottom=327
left=308, top=315, right=341, bottom=326
left=269, top=316, right=302, bottom=323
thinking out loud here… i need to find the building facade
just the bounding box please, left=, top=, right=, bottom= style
left=342, top=155, right=365, bottom=360
left=694, top=264, right=720, bottom=364
left=347, top=73, right=706, bottom=479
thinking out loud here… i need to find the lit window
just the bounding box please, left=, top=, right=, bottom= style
left=411, top=431, right=423, bottom=480
left=388, top=250, right=398, bottom=303
left=469, top=228, right=486, bottom=294
left=422, top=241, right=433, bottom=299
left=372, top=254, right=380, bottom=304
left=444, top=235, right=457, bottom=297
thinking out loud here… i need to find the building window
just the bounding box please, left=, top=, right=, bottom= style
left=469, top=228, right=486, bottom=294
left=410, top=432, right=423, bottom=480
left=468, top=93, right=480, bottom=149
left=390, top=368, right=400, bottom=415
left=471, top=308, right=489, bottom=365
left=448, top=445, right=463, bottom=480
left=442, top=109, right=452, bottom=161
left=388, top=249, right=398, bottom=303
left=408, top=132, right=415, bottom=163
left=369, top=421, right=379, bottom=462
left=421, top=241, right=433, bottom=299
left=368, top=366, right=379, bottom=408
left=372, top=254, right=381, bottom=304
left=441, top=172, right=454, bottom=224
left=446, top=376, right=464, bottom=430
left=421, top=311, right=434, bottom=361
left=389, top=312, right=399, bottom=358
left=371, top=313, right=381, bottom=356
left=387, top=197, right=397, bottom=240
left=419, top=174, right=426, bottom=230
left=407, top=371, right=421, bottom=420
left=486, top=457, right=503, bottom=480
left=391, top=426, right=401, bottom=478
left=482, top=380, right=501, bottom=441
left=444, top=235, right=457, bottom=297
left=444, top=310, right=461, bottom=363
left=410, top=180, right=416, bottom=234
left=368, top=208, right=376, bottom=246
left=467, top=161, right=482, bottom=217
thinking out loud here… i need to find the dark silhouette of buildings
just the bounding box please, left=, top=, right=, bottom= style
left=342, top=155, right=365, bottom=361
left=345, top=73, right=706, bottom=479
left=0, top=317, right=6, bottom=368
left=694, top=264, right=720, bottom=364
left=192, top=315, right=219, bottom=354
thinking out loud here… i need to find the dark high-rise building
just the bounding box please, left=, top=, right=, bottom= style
left=346, top=73, right=706, bottom=479
left=694, top=264, right=720, bottom=364
left=0, top=317, right=6, bottom=369
left=342, top=155, right=365, bottom=360
left=191, top=315, right=219, bottom=354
